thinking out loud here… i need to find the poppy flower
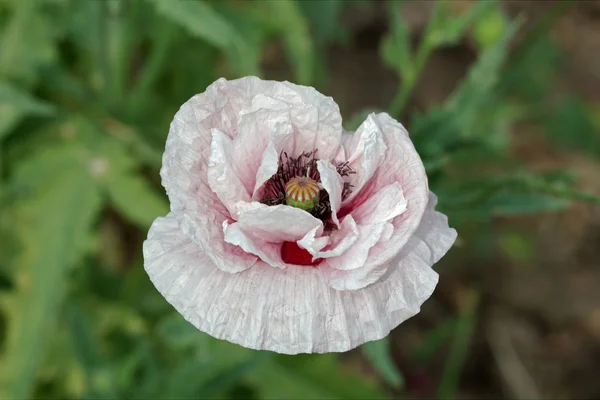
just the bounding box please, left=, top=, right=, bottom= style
left=143, top=77, right=457, bottom=354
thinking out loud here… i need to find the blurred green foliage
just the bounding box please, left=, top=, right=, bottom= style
left=0, top=0, right=599, bottom=399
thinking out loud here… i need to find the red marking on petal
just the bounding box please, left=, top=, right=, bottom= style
left=281, top=241, right=322, bottom=266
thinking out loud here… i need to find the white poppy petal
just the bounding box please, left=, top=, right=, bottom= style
left=297, top=225, right=329, bottom=257
left=252, top=122, right=295, bottom=200
left=223, top=221, right=287, bottom=269
left=237, top=203, right=324, bottom=243
left=326, top=192, right=456, bottom=291
left=176, top=212, right=257, bottom=274
left=325, top=222, right=389, bottom=273
left=298, top=214, right=359, bottom=259
left=317, top=159, right=344, bottom=228
left=207, top=128, right=251, bottom=217
left=144, top=213, right=439, bottom=354
left=342, top=114, right=387, bottom=204
left=351, top=182, right=407, bottom=225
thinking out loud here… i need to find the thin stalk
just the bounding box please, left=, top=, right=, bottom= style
left=130, top=24, right=176, bottom=117
left=436, top=290, right=480, bottom=399
left=389, top=0, right=443, bottom=117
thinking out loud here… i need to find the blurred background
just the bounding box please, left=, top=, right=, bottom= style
left=1, top=0, right=600, bottom=398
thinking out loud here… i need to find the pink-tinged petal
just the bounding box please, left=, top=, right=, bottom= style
left=399, top=192, right=458, bottom=265
left=381, top=223, right=394, bottom=242
left=334, top=113, right=429, bottom=286
left=207, top=129, right=251, bottom=218
left=333, top=141, right=346, bottom=164
left=290, top=105, right=341, bottom=160
left=252, top=122, right=295, bottom=199
left=176, top=212, right=257, bottom=274
left=298, top=215, right=359, bottom=259
left=297, top=225, right=329, bottom=257
left=325, top=192, right=456, bottom=291
left=350, top=182, right=407, bottom=225
left=143, top=211, right=438, bottom=354
left=161, top=77, right=344, bottom=217
left=230, top=78, right=343, bottom=160
left=313, top=215, right=359, bottom=258
left=237, top=203, right=323, bottom=243
left=342, top=114, right=387, bottom=204
left=316, top=160, right=343, bottom=228
left=160, top=99, right=224, bottom=215
left=223, top=221, right=287, bottom=269
left=325, top=222, right=390, bottom=274
left=233, top=109, right=293, bottom=194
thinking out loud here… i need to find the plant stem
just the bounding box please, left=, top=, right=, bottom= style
left=130, top=24, right=176, bottom=117
left=436, top=289, right=480, bottom=399
left=389, top=0, right=443, bottom=117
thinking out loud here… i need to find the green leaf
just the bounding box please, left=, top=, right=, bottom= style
left=0, top=141, right=103, bottom=399
left=263, top=0, right=315, bottom=85
left=499, top=1, right=568, bottom=101
left=101, top=139, right=168, bottom=228
left=490, top=192, right=567, bottom=216
left=105, top=173, right=168, bottom=228
left=67, top=304, right=118, bottom=398
left=248, top=354, right=388, bottom=399
left=156, top=315, right=270, bottom=399
left=446, top=17, right=522, bottom=137
left=147, top=0, right=259, bottom=76
left=498, top=231, right=535, bottom=262
left=157, top=312, right=209, bottom=350
left=147, top=0, right=238, bottom=52
left=426, top=0, right=494, bottom=48
left=436, top=290, right=480, bottom=400
left=380, top=8, right=413, bottom=84
left=193, top=352, right=269, bottom=399
left=362, top=338, right=404, bottom=388
left=0, top=80, right=56, bottom=140
left=0, top=0, right=58, bottom=85
left=545, top=97, right=600, bottom=158
left=411, top=318, right=458, bottom=365
left=298, top=0, right=347, bottom=46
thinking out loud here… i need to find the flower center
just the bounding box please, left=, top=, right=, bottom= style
left=285, top=176, right=320, bottom=212
left=260, top=150, right=355, bottom=267
left=260, top=150, right=354, bottom=222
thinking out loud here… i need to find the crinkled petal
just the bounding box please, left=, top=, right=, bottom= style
left=143, top=213, right=439, bottom=354
left=223, top=221, right=287, bottom=269
left=334, top=113, right=429, bottom=286
left=176, top=212, right=257, bottom=274
left=231, top=109, right=292, bottom=194
left=342, top=114, right=387, bottom=204
left=350, top=182, right=407, bottom=225
left=298, top=214, right=359, bottom=259
left=161, top=76, right=343, bottom=217
left=316, top=160, right=343, bottom=228
left=236, top=203, right=323, bottom=243
left=227, top=78, right=343, bottom=160
left=326, top=191, right=456, bottom=291
left=207, top=128, right=251, bottom=217
left=160, top=98, right=226, bottom=215
left=397, top=192, right=458, bottom=265
left=296, top=225, right=328, bottom=256
left=252, top=121, right=294, bottom=199
left=325, top=222, right=390, bottom=274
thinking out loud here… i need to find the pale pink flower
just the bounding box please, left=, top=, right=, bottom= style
left=143, top=77, right=457, bottom=354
